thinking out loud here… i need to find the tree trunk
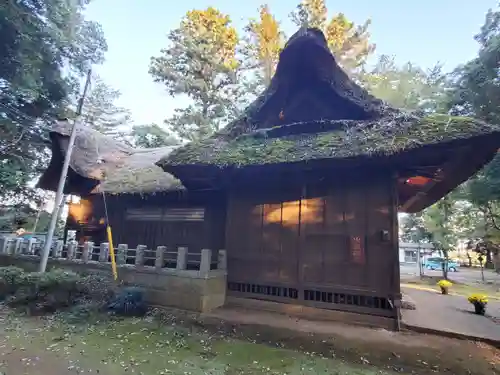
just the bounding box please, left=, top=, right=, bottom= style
left=442, top=251, right=449, bottom=280
left=442, top=265, right=448, bottom=280
left=493, top=252, right=500, bottom=274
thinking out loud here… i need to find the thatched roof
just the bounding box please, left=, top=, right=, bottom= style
left=160, top=114, right=499, bottom=167
left=37, top=120, right=184, bottom=195
left=157, top=28, right=500, bottom=171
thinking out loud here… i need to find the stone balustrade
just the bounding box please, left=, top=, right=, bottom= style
left=0, top=237, right=226, bottom=274
left=0, top=236, right=227, bottom=312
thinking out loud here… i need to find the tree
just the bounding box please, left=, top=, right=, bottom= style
left=456, top=157, right=500, bottom=270
left=361, top=55, right=449, bottom=112
left=290, top=0, right=374, bottom=74
left=241, top=5, right=285, bottom=88
left=422, top=196, right=458, bottom=279
left=0, top=202, right=64, bottom=235
left=0, top=0, right=107, bottom=203
left=81, top=76, right=131, bottom=135
left=447, top=5, right=500, bottom=123
left=290, top=0, right=327, bottom=30
left=400, top=213, right=432, bottom=243
left=150, top=7, right=240, bottom=142
left=131, top=124, right=180, bottom=148
left=443, top=4, right=500, bottom=272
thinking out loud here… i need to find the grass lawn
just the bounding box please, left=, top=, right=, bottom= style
left=0, top=305, right=498, bottom=375
left=0, top=310, right=396, bottom=375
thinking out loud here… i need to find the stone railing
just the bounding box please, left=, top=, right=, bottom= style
left=0, top=237, right=227, bottom=274
left=0, top=237, right=227, bottom=312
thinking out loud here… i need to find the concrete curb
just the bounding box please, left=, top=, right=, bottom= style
left=401, top=322, right=500, bottom=349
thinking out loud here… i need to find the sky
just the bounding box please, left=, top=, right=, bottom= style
left=84, top=0, right=498, bottom=126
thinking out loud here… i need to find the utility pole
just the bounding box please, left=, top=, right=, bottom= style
left=39, top=69, right=92, bottom=272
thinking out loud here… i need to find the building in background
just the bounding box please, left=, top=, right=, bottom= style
left=399, top=242, right=435, bottom=264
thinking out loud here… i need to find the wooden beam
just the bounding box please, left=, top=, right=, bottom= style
left=400, top=144, right=497, bottom=213
left=399, top=170, right=444, bottom=212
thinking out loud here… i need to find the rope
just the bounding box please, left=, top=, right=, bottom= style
left=94, top=133, right=118, bottom=280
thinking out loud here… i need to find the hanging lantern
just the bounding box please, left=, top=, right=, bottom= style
left=405, top=176, right=431, bottom=186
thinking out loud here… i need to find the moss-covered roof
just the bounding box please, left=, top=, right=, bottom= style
left=159, top=114, right=500, bottom=168
left=41, top=120, right=184, bottom=194
left=157, top=28, right=500, bottom=175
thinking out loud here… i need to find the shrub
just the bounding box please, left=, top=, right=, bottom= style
left=108, top=287, right=148, bottom=316
left=0, top=267, right=136, bottom=317
left=437, top=280, right=453, bottom=289
left=437, top=279, right=452, bottom=294
left=468, top=294, right=488, bottom=315
left=0, top=266, right=24, bottom=298
left=6, top=269, right=81, bottom=313
left=468, top=294, right=488, bottom=305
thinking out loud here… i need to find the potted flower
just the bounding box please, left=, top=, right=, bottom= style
left=468, top=294, right=488, bottom=315
left=437, top=279, right=452, bottom=295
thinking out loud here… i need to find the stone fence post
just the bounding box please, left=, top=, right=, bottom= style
left=25, top=238, right=36, bottom=255
left=52, top=240, right=64, bottom=258
left=116, top=244, right=128, bottom=265
left=7, top=239, right=15, bottom=255
left=200, top=248, right=212, bottom=276
left=218, top=249, right=227, bottom=270
left=155, top=246, right=166, bottom=269
left=135, top=245, right=146, bottom=266
left=67, top=241, right=77, bottom=261
left=14, top=238, right=23, bottom=254
left=82, top=241, right=93, bottom=263
left=99, top=242, right=110, bottom=263
left=0, top=237, right=8, bottom=254
left=176, top=247, right=187, bottom=270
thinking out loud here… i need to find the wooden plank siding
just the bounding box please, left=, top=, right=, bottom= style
left=66, top=192, right=226, bottom=262
left=226, top=176, right=399, bottom=317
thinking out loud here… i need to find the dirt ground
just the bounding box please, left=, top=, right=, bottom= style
left=0, top=306, right=498, bottom=375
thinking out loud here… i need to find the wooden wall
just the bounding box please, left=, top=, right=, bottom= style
left=66, top=191, right=226, bottom=256
left=225, top=174, right=400, bottom=317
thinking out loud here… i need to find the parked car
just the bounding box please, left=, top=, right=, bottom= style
left=423, top=257, right=460, bottom=272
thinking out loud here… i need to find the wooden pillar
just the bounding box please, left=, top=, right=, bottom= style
left=390, top=173, right=402, bottom=331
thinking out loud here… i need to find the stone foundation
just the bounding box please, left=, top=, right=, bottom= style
left=0, top=254, right=227, bottom=313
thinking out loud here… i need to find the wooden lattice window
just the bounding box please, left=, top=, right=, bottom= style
left=163, top=208, right=205, bottom=221
left=125, top=208, right=205, bottom=222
